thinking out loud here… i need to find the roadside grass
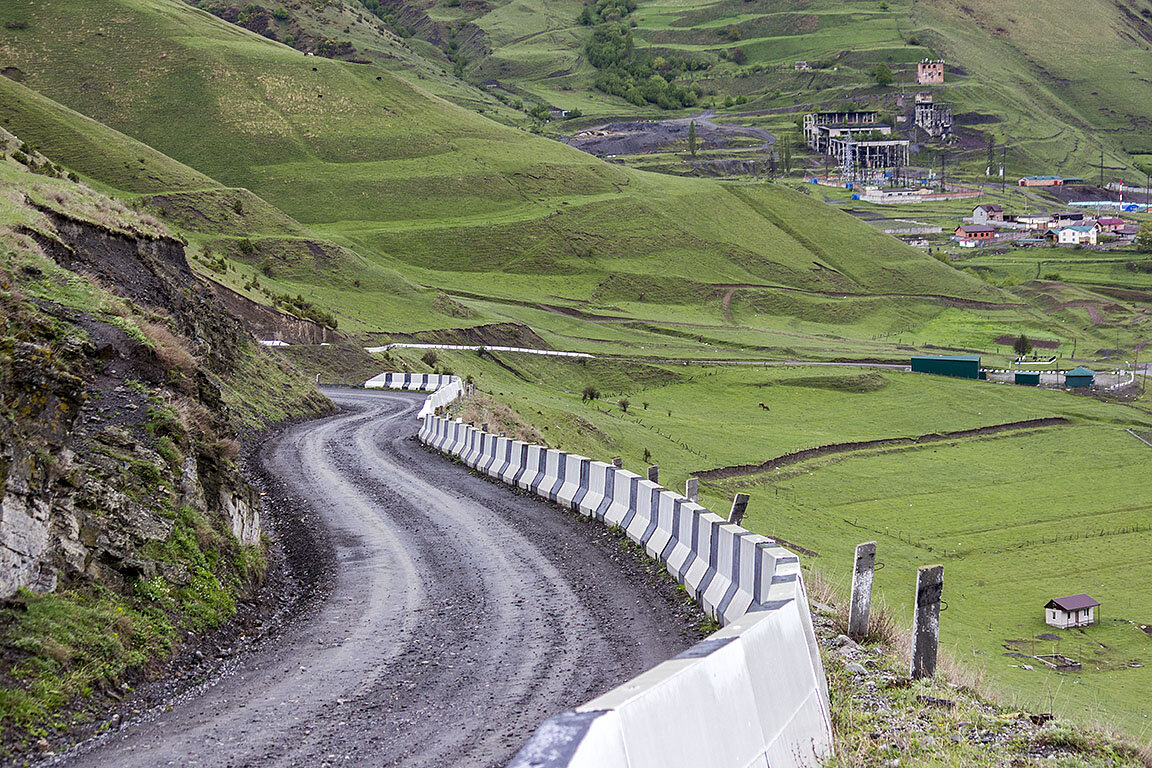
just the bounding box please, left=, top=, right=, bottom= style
left=371, top=345, right=1152, bottom=739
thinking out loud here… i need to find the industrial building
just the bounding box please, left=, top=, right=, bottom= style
left=914, top=92, right=953, bottom=139
left=910, top=354, right=981, bottom=379
left=917, top=59, right=945, bottom=85
left=803, top=111, right=910, bottom=177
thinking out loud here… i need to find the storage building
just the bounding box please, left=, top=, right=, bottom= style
left=1045, top=594, right=1099, bottom=629
left=1014, top=372, right=1040, bottom=386
left=911, top=355, right=981, bottom=379
left=1064, top=366, right=1096, bottom=387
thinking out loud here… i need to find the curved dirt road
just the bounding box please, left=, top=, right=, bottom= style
left=57, top=389, right=701, bottom=768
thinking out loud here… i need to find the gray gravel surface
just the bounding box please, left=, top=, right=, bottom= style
left=52, top=388, right=702, bottom=768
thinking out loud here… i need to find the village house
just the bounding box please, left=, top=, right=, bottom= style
left=794, top=60, right=810, bottom=71
left=1096, top=216, right=1126, bottom=233
left=1052, top=211, right=1086, bottom=227
left=1009, top=213, right=1053, bottom=230
left=1115, top=224, right=1141, bottom=240
left=954, top=224, right=995, bottom=245
left=1057, top=224, right=1098, bottom=245
left=971, top=204, right=1003, bottom=224
left=1045, top=594, right=1099, bottom=629
left=1019, top=176, right=1065, bottom=187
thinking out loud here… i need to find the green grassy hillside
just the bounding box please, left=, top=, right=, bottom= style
left=377, top=0, right=1149, bottom=178
left=0, top=0, right=1015, bottom=346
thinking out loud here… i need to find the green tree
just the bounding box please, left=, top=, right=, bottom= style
left=581, top=385, right=600, bottom=403
left=688, top=120, right=697, bottom=157
left=1138, top=226, right=1152, bottom=252
left=872, top=62, right=893, bottom=87
left=1013, top=334, right=1033, bottom=357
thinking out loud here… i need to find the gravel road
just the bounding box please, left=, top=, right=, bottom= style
left=54, top=388, right=701, bottom=768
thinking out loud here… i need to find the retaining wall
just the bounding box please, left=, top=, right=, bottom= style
left=367, top=372, right=833, bottom=768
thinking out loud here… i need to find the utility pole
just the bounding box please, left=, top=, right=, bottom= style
left=1100, top=148, right=1105, bottom=188
left=1000, top=146, right=1007, bottom=192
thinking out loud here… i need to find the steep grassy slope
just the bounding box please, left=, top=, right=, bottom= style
left=379, top=0, right=1149, bottom=177
left=912, top=0, right=1152, bottom=175
left=0, top=134, right=329, bottom=755
left=0, top=0, right=1010, bottom=345
left=0, top=75, right=454, bottom=333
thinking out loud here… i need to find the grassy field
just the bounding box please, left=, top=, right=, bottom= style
left=0, top=0, right=1045, bottom=348
left=372, top=345, right=1152, bottom=739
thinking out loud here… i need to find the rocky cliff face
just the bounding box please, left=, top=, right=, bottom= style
left=0, top=136, right=329, bottom=749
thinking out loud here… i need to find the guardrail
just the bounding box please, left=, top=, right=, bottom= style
left=365, top=342, right=594, bottom=359
left=366, top=373, right=834, bottom=768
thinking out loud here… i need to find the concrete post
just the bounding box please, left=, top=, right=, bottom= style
left=911, top=564, right=943, bottom=679
left=685, top=477, right=699, bottom=502
left=612, top=457, right=622, bottom=468
left=647, top=465, right=659, bottom=483
left=848, top=542, right=876, bottom=640
left=480, top=423, right=488, bottom=433
left=727, top=493, right=750, bottom=526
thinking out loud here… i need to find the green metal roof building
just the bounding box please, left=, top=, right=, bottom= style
left=1014, top=372, right=1040, bottom=386
left=910, top=355, right=981, bottom=379
left=1064, top=366, right=1096, bottom=387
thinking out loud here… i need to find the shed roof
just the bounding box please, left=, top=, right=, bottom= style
left=1065, top=366, right=1096, bottom=377
left=912, top=354, right=980, bottom=362
left=1046, top=594, right=1100, bottom=611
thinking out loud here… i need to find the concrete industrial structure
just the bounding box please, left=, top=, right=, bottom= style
left=916, top=59, right=945, bottom=85
left=804, top=111, right=910, bottom=177
left=1045, top=594, right=1099, bottom=628
left=914, top=92, right=953, bottom=139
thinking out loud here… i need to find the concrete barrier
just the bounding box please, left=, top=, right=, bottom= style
left=366, top=372, right=833, bottom=768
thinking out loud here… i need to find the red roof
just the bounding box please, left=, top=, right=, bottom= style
left=1097, top=217, right=1124, bottom=225
left=957, top=225, right=995, bottom=234
left=1046, top=594, right=1100, bottom=611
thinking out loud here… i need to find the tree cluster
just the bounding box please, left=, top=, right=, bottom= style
left=580, top=4, right=708, bottom=109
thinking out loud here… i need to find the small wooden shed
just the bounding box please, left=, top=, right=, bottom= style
left=1045, top=594, right=1099, bottom=629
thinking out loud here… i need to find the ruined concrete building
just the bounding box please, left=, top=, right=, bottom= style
left=917, top=59, right=945, bottom=85
left=914, top=92, right=953, bottom=139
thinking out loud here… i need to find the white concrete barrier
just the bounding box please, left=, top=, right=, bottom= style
left=366, top=372, right=833, bottom=768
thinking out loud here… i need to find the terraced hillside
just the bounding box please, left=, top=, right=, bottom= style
left=371, top=0, right=1151, bottom=178
left=0, top=0, right=1019, bottom=351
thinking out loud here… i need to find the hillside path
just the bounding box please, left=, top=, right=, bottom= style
left=54, top=389, right=699, bottom=768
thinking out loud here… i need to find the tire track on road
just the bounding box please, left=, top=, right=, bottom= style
left=54, top=389, right=702, bottom=768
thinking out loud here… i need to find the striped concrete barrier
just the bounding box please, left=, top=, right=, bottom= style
left=370, top=372, right=833, bottom=768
